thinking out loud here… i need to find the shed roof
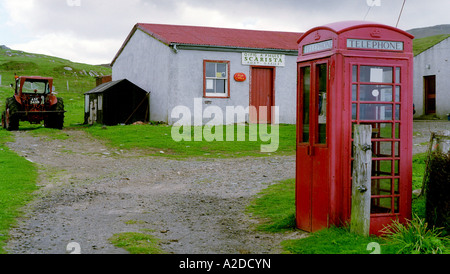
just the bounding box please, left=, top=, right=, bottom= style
left=111, top=23, right=303, bottom=65
left=84, top=79, right=148, bottom=95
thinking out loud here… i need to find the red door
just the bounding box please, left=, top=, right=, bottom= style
left=250, top=67, right=274, bottom=123
left=296, top=60, right=330, bottom=232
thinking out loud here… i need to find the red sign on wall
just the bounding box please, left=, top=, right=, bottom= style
left=234, top=73, right=247, bottom=82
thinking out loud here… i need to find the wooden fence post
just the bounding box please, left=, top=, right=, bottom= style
left=351, top=125, right=372, bottom=236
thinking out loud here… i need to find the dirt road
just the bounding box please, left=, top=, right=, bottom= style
left=5, top=130, right=303, bottom=254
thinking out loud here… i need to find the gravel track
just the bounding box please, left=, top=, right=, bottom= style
left=5, top=129, right=304, bottom=254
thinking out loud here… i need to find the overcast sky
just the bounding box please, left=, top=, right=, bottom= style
left=1, top=0, right=449, bottom=65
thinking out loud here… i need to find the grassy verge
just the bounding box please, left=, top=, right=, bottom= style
left=411, top=153, right=427, bottom=218
left=84, top=124, right=296, bottom=158
left=247, top=179, right=296, bottom=232
left=248, top=153, right=448, bottom=254
left=0, top=130, right=39, bottom=254
left=281, top=227, right=396, bottom=254
left=109, top=232, right=166, bottom=254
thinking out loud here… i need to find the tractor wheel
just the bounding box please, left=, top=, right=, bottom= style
left=45, top=98, right=65, bottom=129
left=5, top=98, right=19, bottom=131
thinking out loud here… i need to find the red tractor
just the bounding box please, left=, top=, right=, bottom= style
left=1, top=76, right=65, bottom=131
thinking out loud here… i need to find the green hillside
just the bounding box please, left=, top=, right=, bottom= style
left=0, top=47, right=112, bottom=126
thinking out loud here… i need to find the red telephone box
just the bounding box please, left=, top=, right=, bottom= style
left=296, top=21, right=414, bottom=235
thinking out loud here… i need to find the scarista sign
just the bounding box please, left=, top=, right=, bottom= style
left=347, top=39, right=404, bottom=51
left=242, top=53, right=285, bottom=67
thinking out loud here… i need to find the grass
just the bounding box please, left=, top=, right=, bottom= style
left=411, top=153, right=427, bottom=218
left=85, top=123, right=297, bottom=158
left=413, top=34, right=450, bottom=56
left=109, top=232, right=166, bottom=254
left=381, top=215, right=449, bottom=254
left=247, top=179, right=395, bottom=254
left=0, top=47, right=111, bottom=94
left=0, top=130, right=39, bottom=254
left=247, top=152, right=448, bottom=254
left=281, top=227, right=396, bottom=254
left=247, top=179, right=296, bottom=232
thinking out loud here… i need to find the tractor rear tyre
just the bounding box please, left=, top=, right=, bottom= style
left=5, top=97, right=19, bottom=131
left=44, top=98, right=65, bottom=129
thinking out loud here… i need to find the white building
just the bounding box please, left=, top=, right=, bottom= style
left=413, top=36, right=450, bottom=119
left=111, top=23, right=303, bottom=125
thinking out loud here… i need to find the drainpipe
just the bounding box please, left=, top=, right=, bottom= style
left=171, top=44, right=179, bottom=54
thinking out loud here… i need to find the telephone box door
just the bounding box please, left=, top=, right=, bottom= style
left=296, top=59, right=330, bottom=232
left=349, top=58, right=412, bottom=233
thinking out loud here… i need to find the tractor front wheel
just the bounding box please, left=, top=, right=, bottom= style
left=5, top=98, right=19, bottom=131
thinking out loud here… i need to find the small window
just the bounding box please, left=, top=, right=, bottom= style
left=204, top=60, right=230, bottom=98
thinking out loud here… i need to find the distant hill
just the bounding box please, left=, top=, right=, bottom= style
left=0, top=47, right=113, bottom=126
left=0, top=46, right=111, bottom=94
left=407, top=24, right=450, bottom=39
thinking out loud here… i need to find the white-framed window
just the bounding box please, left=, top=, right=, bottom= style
left=204, top=60, right=230, bottom=98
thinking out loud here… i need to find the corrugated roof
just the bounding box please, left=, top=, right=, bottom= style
left=137, top=23, right=303, bottom=50
left=111, top=23, right=303, bottom=65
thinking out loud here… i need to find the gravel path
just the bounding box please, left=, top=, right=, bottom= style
left=4, top=120, right=449, bottom=254
left=5, top=129, right=304, bottom=254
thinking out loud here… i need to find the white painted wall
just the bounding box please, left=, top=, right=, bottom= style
left=414, top=37, right=450, bottom=119
left=113, top=29, right=173, bottom=123
left=113, top=29, right=298, bottom=125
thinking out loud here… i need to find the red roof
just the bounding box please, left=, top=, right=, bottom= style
left=112, top=23, right=303, bottom=65
left=137, top=23, right=303, bottom=50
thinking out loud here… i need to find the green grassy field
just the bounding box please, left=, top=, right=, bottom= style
left=85, top=123, right=296, bottom=158
left=0, top=130, right=39, bottom=254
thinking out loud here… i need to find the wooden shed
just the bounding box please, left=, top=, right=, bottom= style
left=84, top=79, right=150, bottom=126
